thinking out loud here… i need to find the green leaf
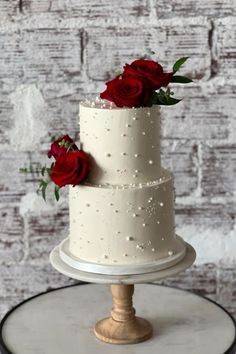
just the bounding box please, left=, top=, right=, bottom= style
left=146, top=91, right=158, bottom=106
left=171, top=75, right=193, bottom=83
left=173, top=57, right=189, bottom=73
left=19, top=167, right=28, bottom=173
left=41, top=166, right=46, bottom=176
left=54, top=185, right=60, bottom=201
left=41, top=183, right=48, bottom=201
left=37, top=180, right=48, bottom=201
left=156, top=91, right=182, bottom=105
left=160, top=96, right=182, bottom=105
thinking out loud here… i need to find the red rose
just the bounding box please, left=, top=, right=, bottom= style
left=50, top=150, right=90, bottom=188
left=48, top=135, right=78, bottom=159
left=100, top=76, right=152, bottom=108
left=123, top=59, right=173, bottom=90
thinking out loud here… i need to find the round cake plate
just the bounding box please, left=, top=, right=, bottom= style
left=1, top=284, right=235, bottom=354
left=59, top=236, right=187, bottom=275
left=50, top=242, right=196, bottom=284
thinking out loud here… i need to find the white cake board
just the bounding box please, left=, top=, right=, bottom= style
left=59, top=236, right=187, bottom=275
left=50, top=242, right=196, bottom=284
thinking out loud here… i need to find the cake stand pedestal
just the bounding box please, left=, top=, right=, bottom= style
left=50, top=242, right=196, bottom=344
left=94, top=284, right=153, bottom=344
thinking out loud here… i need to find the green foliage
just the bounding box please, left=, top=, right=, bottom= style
left=147, top=87, right=181, bottom=106
left=19, top=163, right=58, bottom=202
left=37, top=180, right=49, bottom=201
left=54, top=185, right=60, bottom=201
left=157, top=88, right=182, bottom=105
left=171, top=75, right=193, bottom=83
left=173, top=57, right=189, bottom=73
left=146, top=91, right=159, bottom=107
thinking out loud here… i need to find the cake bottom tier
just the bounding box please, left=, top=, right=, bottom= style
left=68, top=170, right=186, bottom=268
left=60, top=236, right=186, bottom=275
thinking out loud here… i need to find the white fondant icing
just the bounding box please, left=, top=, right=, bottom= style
left=60, top=237, right=186, bottom=275
left=79, top=102, right=161, bottom=185
left=67, top=102, right=189, bottom=271
left=68, top=170, right=186, bottom=265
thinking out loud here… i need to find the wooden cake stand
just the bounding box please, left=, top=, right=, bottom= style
left=50, top=242, right=196, bottom=344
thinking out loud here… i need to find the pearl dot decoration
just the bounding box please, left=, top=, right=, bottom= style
left=134, top=154, right=139, bottom=158
left=136, top=244, right=144, bottom=251
left=149, top=160, right=153, bottom=165
left=159, top=202, right=164, bottom=207
left=168, top=251, right=174, bottom=256
left=142, top=223, right=147, bottom=227
left=126, top=236, right=133, bottom=241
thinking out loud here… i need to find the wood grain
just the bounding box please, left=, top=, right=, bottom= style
left=94, top=284, right=153, bottom=344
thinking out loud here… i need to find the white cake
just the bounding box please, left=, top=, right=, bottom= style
left=62, top=99, right=186, bottom=274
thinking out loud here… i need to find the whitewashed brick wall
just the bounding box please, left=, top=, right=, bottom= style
left=0, top=0, right=235, bottom=319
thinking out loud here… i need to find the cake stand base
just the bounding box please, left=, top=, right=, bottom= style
left=50, top=242, right=196, bottom=344
left=95, top=316, right=153, bottom=344
left=1, top=284, right=236, bottom=354
left=94, top=284, right=153, bottom=344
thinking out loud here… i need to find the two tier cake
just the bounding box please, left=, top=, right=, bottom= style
left=48, top=56, right=194, bottom=275
left=59, top=100, right=186, bottom=274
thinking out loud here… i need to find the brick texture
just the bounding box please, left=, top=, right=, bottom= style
left=0, top=29, right=82, bottom=85
left=214, top=18, right=236, bottom=80
left=0, top=0, right=235, bottom=323
left=161, top=140, right=198, bottom=196
left=85, top=22, right=210, bottom=81
left=154, top=1, right=236, bottom=18
left=161, top=83, right=235, bottom=140
left=202, top=144, right=236, bottom=197
left=22, top=0, right=150, bottom=18
left=0, top=0, right=19, bottom=16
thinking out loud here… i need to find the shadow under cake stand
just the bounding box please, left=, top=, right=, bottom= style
left=50, top=239, right=196, bottom=344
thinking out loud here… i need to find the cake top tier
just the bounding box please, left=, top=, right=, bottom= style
left=79, top=101, right=162, bottom=185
